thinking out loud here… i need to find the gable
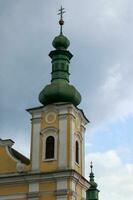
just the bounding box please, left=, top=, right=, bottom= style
left=0, top=139, right=30, bottom=174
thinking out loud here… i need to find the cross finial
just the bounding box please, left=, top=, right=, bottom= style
left=58, top=6, right=66, bottom=34
left=90, top=161, right=93, bottom=173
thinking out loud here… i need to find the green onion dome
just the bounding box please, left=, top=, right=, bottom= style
left=38, top=33, right=81, bottom=107
left=52, top=34, right=70, bottom=50
left=39, top=80, right=81, bottom=106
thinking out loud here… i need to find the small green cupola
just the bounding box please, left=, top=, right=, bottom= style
left=39, top=7, right=81, bottom=106
left=86, top=162, right=100, bottom=200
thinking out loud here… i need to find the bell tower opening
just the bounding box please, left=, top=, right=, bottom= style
left=75, top=140, right=79, bottom=164
left=45, top=136, right=55, bottom=159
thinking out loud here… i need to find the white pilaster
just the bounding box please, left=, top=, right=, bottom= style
left=58, top=110, right=67, bottom=169
left=82, top=188, right=86, bottom=200
left=56, top=179, right=68, bottom=200
left=31, top=114, right=41, bottom=171
left=82, top=132, right=85, bottom=176
left=71, top=180, right=76, bottom=200
left=28, top=182, right=39, bottom=200
left=29, top=182, right=39, bottom=192
left=71, top=116, right=75, bottom=169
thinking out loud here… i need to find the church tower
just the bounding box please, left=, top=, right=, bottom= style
left=27, top=7, right=90, bottom=200
left=86, top=163, right=99, bottom=200
left=0, top=7, right=93, bottom=200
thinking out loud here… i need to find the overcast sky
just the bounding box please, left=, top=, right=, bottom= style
left=0, top=1, right=133, bottom=200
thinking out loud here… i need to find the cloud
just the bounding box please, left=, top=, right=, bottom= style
left=1, top=0, right=133, bottom=135
left=85, top=59, right=133, bottom=133
left=85, top=150, right=133, bottom=200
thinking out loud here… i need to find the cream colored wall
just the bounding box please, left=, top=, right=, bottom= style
left=76, top=183, right=82, bottom=200
left=74, top=112, right=83, bottom=175
left=0, top=146, right=29, bottom=173
left=29, top=104, right=86, bottom=176
left=38, top=105, right=84, bottom=175
left=40, top=181, right=56, bottom=200
left=0, top=184, right=28, bottom=196
left=40, top=111, right=59, bottom=172
left=67, top=178, right=84, bottom=200
left=40, top=195, right=56, bottom=200
left=0, top=146, right=17, bottom=173
left=16, top=199, right=27, bottom=200
left=64, top=107, right=84, bottom=174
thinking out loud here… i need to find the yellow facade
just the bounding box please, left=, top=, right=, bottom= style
left=0, top=184, right=28, bottom=196
left=0, top=145, right=17, bottom=173
left=0, top=103, right=89, bottom=200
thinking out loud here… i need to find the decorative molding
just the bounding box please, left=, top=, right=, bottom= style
left=81, top=125, right=86, bottom=134
left=42, top=104, right=57, bottom=113
left=42, top=129, right=58, bottom=161
left=31, top=117, right=41, bottom=124
left=0, top=193, right=26, bottom=200
left=27, top=191, right=40, bottom=198
left=41, top=127, right=58, bottom=135
left=45, top=111, right=57, bottom=124
left=55, top=189, right=69, bottom=196
left=0, top=170, right=90, bottom=190
left=75, top=132, right=83, bottom=142
left=58, top=113, right=67, bottom=120
left=6, top=146, right=19, bottom=163
left=70, top=191, right=77, bottom=198
left=16, top=162, right=25, bottom=173
left=0, top=139, right=14, bottom=147
left=27, top=106, right=43, bottom=115
left=27, top=103, right=89, bottom=125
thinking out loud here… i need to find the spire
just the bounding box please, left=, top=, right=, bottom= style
left=90, top=161, right=95, bottom=182
left=58, top=6, right=65, bottom=35
left=39, top=7, right=81, bottom=106
left=86, top=162, right=99, bottom=200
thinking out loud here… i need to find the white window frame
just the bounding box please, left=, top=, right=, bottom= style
left=41, top=127, right=58, bottom=161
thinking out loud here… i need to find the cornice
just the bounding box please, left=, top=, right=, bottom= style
left=0, top=170, right=90, bottom=189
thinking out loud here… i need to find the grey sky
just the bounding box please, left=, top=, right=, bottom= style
left=0, top=1, right=133, bottom=200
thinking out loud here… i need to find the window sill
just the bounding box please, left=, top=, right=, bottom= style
left=43, top=158, right=57, bottom=162
left=75, top=161, right=80, bottom=167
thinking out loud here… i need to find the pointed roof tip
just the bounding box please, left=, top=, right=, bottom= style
left=58, top=6, right=66, bottom=35
left=87, top=162, right=99, bottom=200
left=90, top=161, right=93, bottom=173
left=89, top=161, right=94, bottom=180
left=89, top=161, right=99, bottom=189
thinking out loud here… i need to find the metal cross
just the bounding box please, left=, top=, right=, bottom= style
left=58, top=6, right=66, bottom=34
left=90, top=161, right=93, bottom=173
left=58, top=6, right=65, bottom=20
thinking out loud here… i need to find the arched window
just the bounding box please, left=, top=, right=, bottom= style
left=45, top=136, right=55, bottom=159
left=75, top=141, right=79, bottom=164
